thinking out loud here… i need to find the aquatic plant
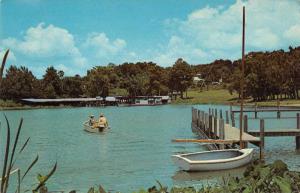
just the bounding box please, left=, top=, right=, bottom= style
left=0, top=115, right=57, bottom=193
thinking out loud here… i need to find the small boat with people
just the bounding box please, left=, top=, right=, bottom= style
left=83, top=113, right=110, bottom=133
left=172, top=148, right=253, bottom=171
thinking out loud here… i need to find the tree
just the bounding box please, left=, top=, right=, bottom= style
left=62, top=75, right=83, bottom=97
left=0, top=66, right=40, bottom=100
left=42, top=66, right=63, bottom=98
left=169, top=58, right=193, bottom=98
left=85, top=67, right=111, bottom=97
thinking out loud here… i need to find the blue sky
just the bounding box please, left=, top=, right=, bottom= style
left=1, top=0, right=300, bottom=77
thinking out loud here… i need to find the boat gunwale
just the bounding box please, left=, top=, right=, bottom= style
left=172, top=148, right=253, bottom=164
left=83, top=121, right=108, bottom=133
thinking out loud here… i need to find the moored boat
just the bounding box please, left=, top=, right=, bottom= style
left=172, top=148, right=253, bottom=171
left=83, top=121, right=109, bottom=133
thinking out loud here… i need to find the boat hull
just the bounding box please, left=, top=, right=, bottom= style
left=172, top=149, right=253, bottom=171
left=83, top=122, right=109, bottom=133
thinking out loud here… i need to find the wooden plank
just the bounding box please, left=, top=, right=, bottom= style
left=248, top=129, right=300, bottom=137
left=172, top=139, right=239, bottom=144
left=232, top=109, right=300, bottom=113
left=224, top=124, right=259, bottom=142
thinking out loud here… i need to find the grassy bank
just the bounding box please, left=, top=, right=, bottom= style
left=172, top=88, right=300, bottom=107
left=172, top=88, right=238, bottom=105
left=0, top=99, right=24, bottom=109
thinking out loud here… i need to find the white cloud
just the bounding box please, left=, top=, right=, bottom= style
left=1, top=23, right=87, bottom=76
left=3, top=23, right=82, bottom=58
left=158, top=0, right=300, bottom=65
left=84, top=33, right=126, bottom=58
left=284, top=24, right=300, bottom=42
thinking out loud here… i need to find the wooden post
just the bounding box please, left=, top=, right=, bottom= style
left=219, top=119, right=225, bottom=149
left=200, top=111, right=204, bottom=130
left=213, top=116, right=218, bottom=138
left=208, top=115, right=213, bottom=138
left=209, top=108, right=211, bottom=115
left=277, top=100, right=280, bottom=119
left=219, top=110, right=223, bottom=119
left=231, top=113, right=235, bottom=127
left=192, top=108, right=194, bottom=123
left=254, top=102, right=258, bottom=119
left=296, top=113, right=300, bottom=150
left=260, top=119, right=265, bottom=160
left=230, top=103, right=232, bottom=115
left=215, top=109, right=218, bottom=118
left=205, top=113, right=209, bottom=133
left=225, top=110, right=229, bottom=124
left=197, top=110, right=200, bottom=127
left=243, top=115, right=248, bottom=148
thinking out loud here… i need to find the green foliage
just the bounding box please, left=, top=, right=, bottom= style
left=169, top=58, right=193, bottom=98
left=42, top=66, right=63, bottom=98
left=0, top=66, right=40, bottom=99
left=0, top=116, right=56, bottom=193
left=1, top=46, right=299, bottom=103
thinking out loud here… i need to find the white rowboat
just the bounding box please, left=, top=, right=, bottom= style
left=83, top=122, right=109, bottom=133
left=172, top=148, right=253, bottom=171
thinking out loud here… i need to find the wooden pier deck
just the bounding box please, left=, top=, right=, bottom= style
left=191, top=107, right=300, bottom=157
left=248, top=129, right=300, bottom=137
left=223, top=124, right=259, bottom=142
left=191, top=108, right=260, bottom=150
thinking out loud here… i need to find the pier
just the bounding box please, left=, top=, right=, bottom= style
left=191, top=107, right=300, bottom=159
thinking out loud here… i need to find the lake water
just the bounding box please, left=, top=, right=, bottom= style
left=1, top=104, right=300, bottom=192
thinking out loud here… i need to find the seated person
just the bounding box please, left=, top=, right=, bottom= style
left=98, top=113, right=108, bottom=128
left=88, top=115, right=96, bottom=126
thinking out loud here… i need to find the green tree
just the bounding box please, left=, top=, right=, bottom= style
left=62, top=75, right=83, bottom=97
left=42, top=66, right=63, bottom=98
left=169, top=58, right=193, bottom=98
left=0, top=66, right=40, bottom=100
left=85, top=67, right=110, bottom=97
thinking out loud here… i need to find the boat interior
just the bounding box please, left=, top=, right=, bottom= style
left=181, top=151, right=243, bottom=161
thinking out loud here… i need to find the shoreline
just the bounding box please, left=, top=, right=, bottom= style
left=1, top=100, right=300, bottom=111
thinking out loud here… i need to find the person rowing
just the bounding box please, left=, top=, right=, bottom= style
left=97, top=113, right=108, bottom=128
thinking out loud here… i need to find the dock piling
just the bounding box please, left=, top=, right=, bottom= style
left=296, top=113, right=300, bottom=150
left=243, top=115, right=248, bottom=148
left=208, top=115, right=213, bottom=137
left=277, top=100, right=281, bottom=119
left=213, top=116, right=218, bottom=138
left=255, top=103, right=258, bottom=118
left=219, top=119, right=225, bottom=149
left=225, top=111, right=229, bottom=124
left=260, top=119, right=265, bottom=160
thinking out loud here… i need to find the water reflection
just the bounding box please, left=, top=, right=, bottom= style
left=172, top=165, right=247, bottom=182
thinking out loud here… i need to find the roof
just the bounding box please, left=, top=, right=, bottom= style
left=21, top=98, right=103, bottom=103
left=105, top=96, right=116, bottom=102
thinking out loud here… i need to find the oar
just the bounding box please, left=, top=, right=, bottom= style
left=172, top=139, right=240, bottom=144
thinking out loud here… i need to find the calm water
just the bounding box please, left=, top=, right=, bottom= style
left=1, top=104, right=300, bottom=192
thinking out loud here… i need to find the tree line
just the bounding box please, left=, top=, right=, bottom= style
left=0, top=46, right=299, bottom=101
left=0, top=57, right=193, bottom=100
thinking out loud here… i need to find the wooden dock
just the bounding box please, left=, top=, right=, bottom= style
left=191, top=107, right=300, bottom=159
left=191, top=107, right=260, bottom=150
left=230, top=103, right=300, bottom=119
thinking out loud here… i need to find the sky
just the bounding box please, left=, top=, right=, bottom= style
left=1, top=0, right=300, bottom=77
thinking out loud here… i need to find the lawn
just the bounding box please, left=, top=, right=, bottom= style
left=172, top=88, right=300, bottom=107
left=172, top=88, right=238, bottom=104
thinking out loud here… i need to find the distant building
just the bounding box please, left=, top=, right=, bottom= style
left=193, top=73, right=205, bottom=84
